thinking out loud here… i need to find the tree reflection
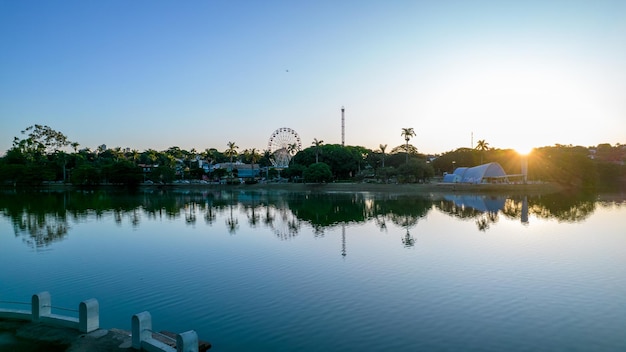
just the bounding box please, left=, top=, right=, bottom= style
left=274, top=207, right=300, bottom=240
left=185, top=203, right=196, bottom=225
left=244, top=196, right=261, bottom=228
left=475, top=212, right=499, bottom=232
left=18, top=213, right=69, bottom=249
left=0, top=189, right=621, bottom=251
left=226, top=216, right=238, bottom=234
left=226, top=194, right=239, bottom=235
left=131, top=209, right=141, bottom=227
left=401, top=229, right=415, bottom=248
left=286, top=193, right=369, bottom=226
left=312, top=224, right=325, bottom=237
left=263, top=206, right=275, bottom=227
left=285, top=193, right=432, bottom=250
left=0, top=192, right=71, bottom=249
left=114, top=210, right=123, bottom=224
left=391, top=214, right=419, bottom=248
left=374, top=214, right=387, bottom=232
left=528, top=192, right=597, bottom=222
left=204, top=205, right=216, bottom=225
left=386, top=197, right=430, bottom=247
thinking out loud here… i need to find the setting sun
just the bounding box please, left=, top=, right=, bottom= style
left=515, top=146, right=534, bottom=156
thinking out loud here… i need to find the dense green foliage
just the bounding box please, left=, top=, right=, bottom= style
left=302, top=162, right=333, bottom=183
left=1, top=125, right=624, bottom=189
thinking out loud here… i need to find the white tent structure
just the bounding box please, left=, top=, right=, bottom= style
left=443, top=162, right=509, bottom=184
left=444, top=194, right=506, bottom=212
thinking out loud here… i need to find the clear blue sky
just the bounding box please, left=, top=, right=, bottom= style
left=1, top=0, right=625, bottom=156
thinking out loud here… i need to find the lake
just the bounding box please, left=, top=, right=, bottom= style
left=1, top=188, right=625, bottom=351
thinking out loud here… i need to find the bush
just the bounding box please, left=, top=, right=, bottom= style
left=303, top=162, right=333, bottom=183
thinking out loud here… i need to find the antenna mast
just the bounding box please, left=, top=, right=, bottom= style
left=341, top=106, right=345, bottom=146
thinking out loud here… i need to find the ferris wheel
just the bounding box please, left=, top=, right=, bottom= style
left=267, top=127, right=302, bottom=169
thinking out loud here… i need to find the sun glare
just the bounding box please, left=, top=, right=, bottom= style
left=515, top=146, right=533, bottom=156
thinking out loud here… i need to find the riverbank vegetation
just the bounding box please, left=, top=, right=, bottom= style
left=0, top=125, right=624, bottom=190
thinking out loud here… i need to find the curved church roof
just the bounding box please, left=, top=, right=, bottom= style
left=444, top=194, right=506, bottom=212
left=443, top=162, right=508, bottom=184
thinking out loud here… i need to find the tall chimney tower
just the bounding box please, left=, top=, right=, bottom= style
left=341, top=106, right=345, bottom=146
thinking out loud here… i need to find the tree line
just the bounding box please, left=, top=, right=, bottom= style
left=0, top=124, right=624, bottom=189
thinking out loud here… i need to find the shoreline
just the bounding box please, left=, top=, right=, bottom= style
left=2, top=181, right=567, bottom=195
left=236, top=183, right=563, bottom=194
left=216, top=183, right=563, bottom=194
left=142, top=181, right=567, bottom=196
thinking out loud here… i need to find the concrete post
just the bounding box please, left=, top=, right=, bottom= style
left=132, top=311, right=152, bottom=349
left=79, top=298, right=99, bottom=333
left=32, top=292, right=51, bottom=322
left=177, top=330, right=199, bottom=352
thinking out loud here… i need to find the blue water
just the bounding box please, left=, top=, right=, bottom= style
left=1, top=190, right=625, bottom=351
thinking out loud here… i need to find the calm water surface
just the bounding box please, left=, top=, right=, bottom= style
left=1, top=189, right=625, bottom=351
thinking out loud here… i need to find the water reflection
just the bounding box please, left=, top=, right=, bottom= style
left=435, top=192, right=603, bottom=230
left=440, top=195, right=504, bottom=231
left=273, top=207, right=300, bottom=240
left=444, top=194, right=506, bottom=213
left=226, top=197, right=238, bottom=234
left=1, top=189, right=622, bottom=251
left=16, top=213, right=69, bottom=249
left=204, top=205, right=216, bottom=225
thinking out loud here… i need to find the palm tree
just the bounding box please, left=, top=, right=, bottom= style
left=379, top=144, right=387, bottom=168
left=312, top=138, right=324, bottom=163
left=111, top=147, right=124, bottom=162
left=260, top=149, right=272, bottom=173
left=401, top=128, right=415, bottom=164
left=203, top=148, right=220, bottom=173
left=475, top=139, right=490, bottom=164
left=145, top=149, right=159, bottom=164
left=225, top=141, right=239, bottom=177
left=165, top=146, right=184, bottom=159
left=249, top=148, right=260, bottom=179
left=130, top=149, right=140, bottom=165
left=475, top=139, right=490, bottom=151
left=286, top=143, right=299, bottom=166
left=225, top=141, right=238, bottom=164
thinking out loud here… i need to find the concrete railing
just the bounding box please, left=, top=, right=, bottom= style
left=0, top=291, right=99, bottom=333
left=132, top=311, right=198, bottom=352
left=0, top=291, right=199, bottom=352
